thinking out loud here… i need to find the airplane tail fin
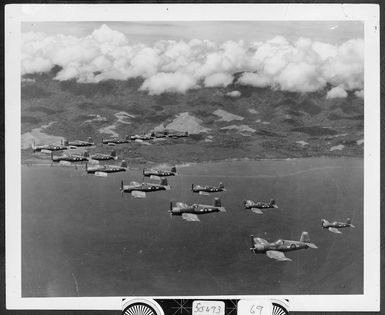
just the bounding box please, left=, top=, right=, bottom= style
left=32, top=140, right=36, bottom=151
left=50, top=151, right=53, bottom=161
left=63, top=139, right=69, bottom=146
left=300, top=231, right=318, bottom=248
left=250, top=235, right=255, bottom=250
left=111, top=150, right=117, bottom=157
left=121, top=160, right=128, bottom=168
left=321, top=219, right=329, bottom=227
left=347, top=218, right=356, bottom=228
left=85, top=162, right=88, bottom=172
left=214, top=197, right=221, bottom=208
left=300, top=231, right=311, bottom=243
left=219, top=182, right=224, bottom=189
left=88, top=137, right=92, bottom=143
left=120, top=180, right=124, bottom=191
left=160, top=178, right=168, bottom=186
left=185, top=131, right=189, bottom=136
left=83, top=151, right=90, bottom=158
left=192, top=183, right=195, bottom=191
left=171, top=166, right=177, bottom=173
left=270, top=199, right=276, bottom=207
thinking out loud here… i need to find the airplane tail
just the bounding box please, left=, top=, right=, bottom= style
left=321, top=219, right=329, bottom=227
left=121, top=160, right=128, bottom=168
left=185, top=131, right=189, bottom=136
left=120, top=180, right=124, bottom=191
left=83, top=151, right=90, bottom=158
left=88, top=137, right=92, bottom=143
left=111, top=151, right=117, bottom=158
left=214, top=197, right=221, bottom=208
left=192, top=183, right=195, bottom=190
left=270, top=199, right=277, bottom=207
left=300, top=232, right=317, bottom=249
left=171, top=166, right=177, bottom=173
left=63, top=139, right=69, bottom=146
left=50, top=151, right=53, bottom=161
left=160, top=178, right=168, bottom=186
left=85, top=162, right=88, bottom=172
left=219, top=182, right=225, bottom=189
left=346, top=218, right=356, bottom=228
left=32, top=140, right=36, bottom=151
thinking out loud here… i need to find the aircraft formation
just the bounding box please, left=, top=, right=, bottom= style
left=31, top=135, right=357, bottom=262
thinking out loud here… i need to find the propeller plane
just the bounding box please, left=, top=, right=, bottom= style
left=86, top=160, right=128, bottom=176
left=250, top=232, right=317, bottom=261
left=168, top=198, right=226, bottom=222
left=321, top=218, right=356, bottom=234
left=244, top=199, right=278, bottom=214
left=120, top=177, right=171, bottom=198
left=192, top=182, right=226, bottom=195
left=143, top=166, right=177, bottom=177
left=87, top=150, right=118, bottom=161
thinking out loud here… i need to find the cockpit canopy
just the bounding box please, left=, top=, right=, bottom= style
left=275, top=239, right=284, bottom=246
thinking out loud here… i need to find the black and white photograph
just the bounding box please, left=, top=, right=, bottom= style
left=5, top=3, right=380, bottom=312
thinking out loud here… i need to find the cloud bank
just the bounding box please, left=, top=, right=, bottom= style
left=22, top=24, right=364, bottom=95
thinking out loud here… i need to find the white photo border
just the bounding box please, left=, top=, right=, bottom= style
left=5, top=3, right=380, bottom=311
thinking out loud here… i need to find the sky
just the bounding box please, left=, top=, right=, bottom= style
left=21, top=21, right=364, bottom=97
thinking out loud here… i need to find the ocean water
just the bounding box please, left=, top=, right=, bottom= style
left=22, top=158, right=363, bottom=297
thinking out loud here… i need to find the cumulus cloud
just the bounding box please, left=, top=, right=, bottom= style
left=204, top=73, right=233, bottom=88
left=21, top=24, right=364, bottom=95
left=326, top=85, right=348, bottom=99
left=354, top=89, right=364, bottom=99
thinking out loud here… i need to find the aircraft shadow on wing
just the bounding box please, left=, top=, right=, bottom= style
left=250, top=232, right=317, bottom=261
left=243, top=199, right=278, bottom=214
left=321, top=218, right=356, bottom=234
left=168, top=198, right=226, bottom=222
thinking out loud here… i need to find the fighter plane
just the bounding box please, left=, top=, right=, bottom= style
left=250, top=232, right=318, bottom=261
left=321, top=218, right=356, bottom=234
left=32, top=140, right=67, bottom=153
left=102, top=137, right=130, bottom=145
left=86, top=160, right=128, bottom=176
left=87, top=150, right=118, bottom=161
left=120, top=177, right=171, bottom=198
left=168, top=198, right=226, bottom=222
left=64, top=137, right=95, bottom=147
left=192, top=182, right=226, bottom=195
left=244, top=199, right=278, bottom=214
left=51, top=151, right=89, bottom=163
left=143, top=166, right=177, bottom=177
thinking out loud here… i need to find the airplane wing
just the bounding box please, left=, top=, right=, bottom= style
left=59, top=161, right=72, bottom=166
left=266, top=250, right=292, bottom=262
left=251, top=208, right=264, bottom=214
left=107, top=143, right=116, bottom=146
left=150, top=175, right=161, bottom=181
left=199, top=191, right=210, bottom=196
left=182, top=213, right=200, bottom=222
left=328, top=227, right=342, bottom=234
left=131, top=191, right=146, bottom=198
left=41, top=149, right=53, bottom=154
left=94, top=171, right=108, bottom=177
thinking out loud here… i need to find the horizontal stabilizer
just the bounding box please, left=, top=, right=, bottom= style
left=306, top=242, right=318, bottom=249
left=199, top=191, right=210, bottom=196
left=150, top=175, right=161, bottom=181
left=266, top=250, right=292, bottom=262
left=131, top=191, right=146, bottom=198
left=95, top=172, right=108, bottom=177
left=89, top=159, right=99, bottom=165
left=251, top=208, right=264, bottom=214
left=350, top=224, right=356, bottom=228
left=272, top=205, right=279, bottom=208
left=328, top=227, right=342, bottom=234
left=218, top=207, right=226, bottom=212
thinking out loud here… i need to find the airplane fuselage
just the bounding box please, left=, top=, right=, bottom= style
left=68, top=141, right=94, bottom=147
left=102, top=138, right=129, bottom=144
left=86, top=165, right=126, bottom=173
left=52, top=155, right=88, bottom=162
left=171, top=204, right=221, bottom=216
left=143, top=169, right=176, bottom=177
left=90, top=154, right=115, bottom=161
left=122, top=183, right=169, bottom=193
left=252, top=240, right=310, bottom=253
left=34, top=145, right=67, bottom=152
left=322, top=222, right=351, bottom=229
left=192, top=186, right=224, bottom=193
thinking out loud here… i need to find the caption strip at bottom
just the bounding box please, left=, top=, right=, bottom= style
left=122, top=298, right=289, bottom=315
